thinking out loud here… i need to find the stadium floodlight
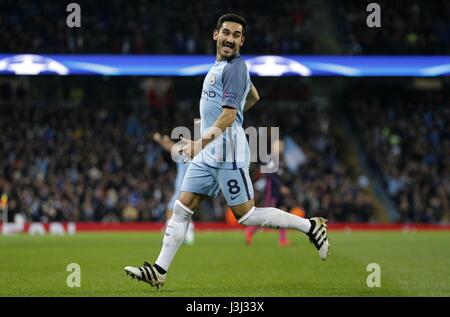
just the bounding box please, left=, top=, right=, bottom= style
left=0, top=54, right=69, bottom=75
left=1, top=54, right=449, bottom=76
left=245, top=55, right=312, bottom=76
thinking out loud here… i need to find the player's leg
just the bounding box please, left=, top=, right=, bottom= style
left=279, top=229, right=291, bottom=247
left=124, top=195, right=205, bottom=288
left=154, top=191, right=205, bottom=271
left=154, top=163, right=217, bottom=274
left=232, top=196, right=329, bottom=259
left=245, top=226, right=260, bottom=245
left=278, top=204, right=291, bottom=246
left=125, top=191, right=206, bottom=287
left=166, top=191, right=195, bottom=245
left=218, top=167, right=329, bottom=260
left=153, top=162, right=218, bottom=271
left=124, top=162, right=219, bottom=288
left=157, top=161, right=220, bottom=268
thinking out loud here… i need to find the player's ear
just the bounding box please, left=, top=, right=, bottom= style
left=213, top=29, right=219, bottom=41
left=240, top=35, right=245, bottom=47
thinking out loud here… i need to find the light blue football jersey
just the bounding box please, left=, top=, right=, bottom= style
left=192, top=54, right=251, bottom=169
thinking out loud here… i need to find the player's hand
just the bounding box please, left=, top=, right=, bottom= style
left=180, top=137, right=202, bottom=160
left=153, top=132, right=162, bottom=143
left=162, top=135, right=171, bottom=143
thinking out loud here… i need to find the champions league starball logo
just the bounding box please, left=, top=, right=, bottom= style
left=0, top=54, right=69, bottom=75
left=245, top=55, right=311, bottom=77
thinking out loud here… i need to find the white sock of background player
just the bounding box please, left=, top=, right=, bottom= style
left=185, top=221, right=195, bottom=245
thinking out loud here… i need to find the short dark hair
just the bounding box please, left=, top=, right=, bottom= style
left=216, top=13, right=247, bottom=34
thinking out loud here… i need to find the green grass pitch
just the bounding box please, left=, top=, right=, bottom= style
left=0, top=230, right=449, bottom=296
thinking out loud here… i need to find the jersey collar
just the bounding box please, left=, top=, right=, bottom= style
left=215, top=53, right=241, bottom=65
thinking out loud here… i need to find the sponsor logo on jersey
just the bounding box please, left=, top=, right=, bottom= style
left=202, top=89, right=216, bottom=98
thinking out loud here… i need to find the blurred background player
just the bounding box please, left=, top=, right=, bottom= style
left=246, top=139, right=292, bottom=246
left=152, top=132, right=194, bottom=245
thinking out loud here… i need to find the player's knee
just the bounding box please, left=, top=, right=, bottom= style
left=172, top=200, right=193, bottom=222
left=233, top=209, right=251, bottom=220
left=178, top=192, right=198, bottom=210
left=231, top=200, right=255, bottom=220
left=236, top=206, right=256, bottom=225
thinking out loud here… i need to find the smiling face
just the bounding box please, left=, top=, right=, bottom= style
left=213, top=21, right=245, bottom=61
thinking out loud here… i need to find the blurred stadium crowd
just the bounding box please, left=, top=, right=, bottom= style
left=0, top=78, right=374, bottom=223
left=251, top=106, right=374, bottom=223
left=337, top=0, right=450, bottom=54
left=1, top=77, right=448, bottom=224
left=0, top=0, right=314, bottom=54
left=0, top=1, right=449, bottom=224
left=1, top=0, right=449, bottom=54
left=347, top=86, right=449, bottom=223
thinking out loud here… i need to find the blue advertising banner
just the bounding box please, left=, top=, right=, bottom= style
left=0, top=54, right=449, bottom=76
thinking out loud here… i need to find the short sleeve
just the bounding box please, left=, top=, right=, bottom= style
left=221, top=60, right=247, bottom=109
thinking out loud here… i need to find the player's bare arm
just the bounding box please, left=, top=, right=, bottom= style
left=244, top=84, right=260, bottom=112
left=181, top=107, right=237, bottom=159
